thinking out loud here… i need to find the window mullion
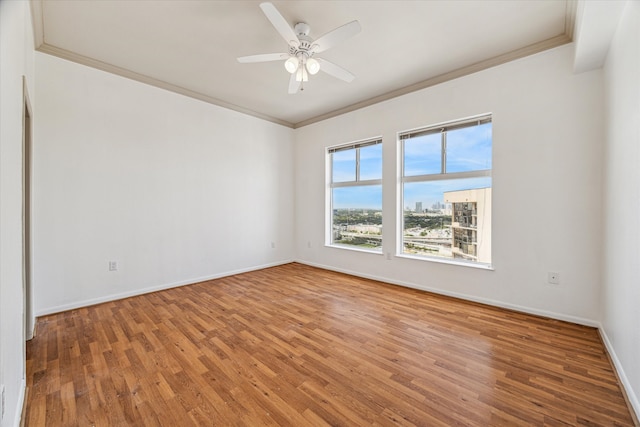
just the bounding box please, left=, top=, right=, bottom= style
left=442, top=130, right=447, bottom=174
left=402, top=170, right=490, bottom=183
left=329, top=152, right=334, bottom=184
left=356, top=147, right=360, bottom=182
left=332, top=179, right=382, bottom=188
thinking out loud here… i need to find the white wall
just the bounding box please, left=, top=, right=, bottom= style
left=0, top=1, right=35, bottom=426
left=295, top=44, right=604, bottom=325
left=602, top=0, right=640, bottom=416
left=4, top=2, right=638, bottom=423
left=33, top=53, right=295, bottom=315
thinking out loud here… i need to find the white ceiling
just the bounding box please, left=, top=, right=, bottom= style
left=32, top=0, right=575, bottom=128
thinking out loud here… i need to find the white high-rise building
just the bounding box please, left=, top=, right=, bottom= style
left=444, top=188, right=492, bottom=264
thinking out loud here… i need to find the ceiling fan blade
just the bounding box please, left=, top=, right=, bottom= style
left=260, top=2, right=300, bottom=47
left=237, top=53, right=288, bottom=63
left=288, top=72, right=301, bottom=94
left=316, top=58, right=355, bottom=83
left=312, top=20, right=361, bottom=53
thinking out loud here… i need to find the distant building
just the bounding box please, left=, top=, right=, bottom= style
left=444, top=188, right=491, bottom=263
left=431, top=201, right=452, bottom=215
left=415, top=202, right=423, bottom=213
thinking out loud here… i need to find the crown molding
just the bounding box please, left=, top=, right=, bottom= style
left=30, top=0, right=575, bottom=130
left=30, top=0, right=294, bottom=127
left=293, top=33, right=572, bottom=128
left=565, top=0, right=578, bottom=40
left=35, top=43, right=296, bottom=128
left=29, top=0, right=44, bottom=49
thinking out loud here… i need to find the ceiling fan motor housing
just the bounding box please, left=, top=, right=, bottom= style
left=293, top=23, right=315, bottom=53
left=294, top=22, right=311, bottom=37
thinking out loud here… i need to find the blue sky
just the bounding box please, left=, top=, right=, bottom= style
left=332, top=143, right=382, bottom=182
left=331, top=123, right=491, bottom=209
left=333, top=186, right=382, bottom=210
left=404, top=123, right=492, bottom=175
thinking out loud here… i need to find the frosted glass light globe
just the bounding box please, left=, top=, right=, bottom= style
left=284, top=57, right=299, bottom=73
left=306, top=57, right=320, bottom=75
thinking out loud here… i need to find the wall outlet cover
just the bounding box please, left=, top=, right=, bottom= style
left=548, top=272, right=560, bottom=285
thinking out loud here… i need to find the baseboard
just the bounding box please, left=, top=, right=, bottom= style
left=26, top=315, right=35, bottom=340
left=36, top=259, right=294, bottom=317
left=598, top=326, right=640, bottom=425
left=13, top=379, right=25, bottom=427
left=295, top=260, right=600, bottom=327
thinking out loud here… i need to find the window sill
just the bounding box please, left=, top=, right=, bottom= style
left=326, top=244, right=384, bottom=255
left=395, top=253, right=494, bottom=270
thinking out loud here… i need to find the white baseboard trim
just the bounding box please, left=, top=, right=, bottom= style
left=598, top=326, right=640, bottom=424
left=36, top=259, right=294, bottom=317
left=27, top=314, right=36, bottom=340
left=13, top=379, right=25, bottom=427
left=295, top=260, right=599, bottom=327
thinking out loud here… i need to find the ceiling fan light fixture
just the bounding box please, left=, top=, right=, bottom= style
left=284, top=56, right=299, bottom=73
left=296, top=66, right=308, bottom=82
left=306, top=57, right=320, bottom=75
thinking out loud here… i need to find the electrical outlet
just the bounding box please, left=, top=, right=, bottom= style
left=307, top=241, right=311, bottom=248
left=548, top=272, right=560, bottom=285
left=386, top=252, right=392, bottom=260
left=270, top=241, right=276, bottom=249
left=108, top=261, right=118, bottom=272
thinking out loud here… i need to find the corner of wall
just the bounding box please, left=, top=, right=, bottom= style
left=598, top=326, right=640, bottom=424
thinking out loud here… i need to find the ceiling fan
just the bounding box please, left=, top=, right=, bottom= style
left=237, top=2, right=361, bottom=94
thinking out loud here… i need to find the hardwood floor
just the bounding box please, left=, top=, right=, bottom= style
left=25, top=263, right=635, bottom=426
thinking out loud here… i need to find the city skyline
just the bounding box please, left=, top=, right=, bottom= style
left=331, top=123, right=491, bottom=210
left=331, top=178, right=492, bottom=210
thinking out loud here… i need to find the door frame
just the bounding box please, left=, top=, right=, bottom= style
left=22, top=76, right=34, bottom=344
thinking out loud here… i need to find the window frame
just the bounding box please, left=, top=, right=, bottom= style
left=327, top=137, right=383, bottom=252
left=399, top=114, right=492, bottom=268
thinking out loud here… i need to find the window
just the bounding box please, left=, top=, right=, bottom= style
left=328, top=139, right=382, bottom=252
left=400, top=115, right=492, bottom=266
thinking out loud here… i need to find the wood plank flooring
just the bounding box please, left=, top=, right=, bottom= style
left=24, top=263, right=635, bottom=426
